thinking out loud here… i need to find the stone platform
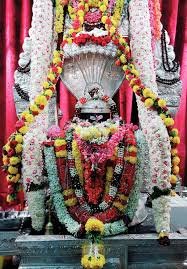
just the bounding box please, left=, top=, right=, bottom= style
left=16, top=234, right=187, bottom=269
left=0, top=231, right=19, bottom=256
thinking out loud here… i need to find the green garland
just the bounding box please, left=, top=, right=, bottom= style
left=125, top=130, right=145, bottom=220
left=44, top=146, right=81, bottom=235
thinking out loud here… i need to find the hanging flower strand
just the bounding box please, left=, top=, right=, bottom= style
left=2, top=50, right=63, bottom=203
left=111, top=33, right=180, bottom=189
left=55, top=0, right=67, bottom=34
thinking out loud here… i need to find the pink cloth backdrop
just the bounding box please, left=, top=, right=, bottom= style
left=0, top=0, right=187, bottom=208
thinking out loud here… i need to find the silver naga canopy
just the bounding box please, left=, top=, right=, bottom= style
left=60, top=42, right=124, bottom=113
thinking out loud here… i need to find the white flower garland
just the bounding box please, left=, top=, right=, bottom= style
left=27, top=189, right=46, bottom=231
left=129, top=0, right=171, bottom=233
left=22, top=127, right=47, bottom=188
left=137, top=100, right=171, bottom=192
left=30, top=0, right=54, bottom=101
left=152, top=195, right=170, bottom=233
left=129, top=0, right=158, bottom=94
left=22, top=0, right=55, bottom=217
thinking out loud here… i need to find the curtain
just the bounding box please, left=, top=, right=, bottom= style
left=0, top=0, right=187, bottom=208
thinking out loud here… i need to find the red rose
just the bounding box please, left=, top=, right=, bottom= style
left=129, top=152, right=137, bottom=157
left=72, top=19, right=80, bottom=29
left=52, top=66, right=58, bottom=73
left=102, top=95, right=110, bottom=102
left=136, top=90, right=142, bottom=96
left=8, top=184, right=15, bottom=194
left=79, top=5, right=84, bottom=10
left=15, top=120, right=25, bottom=130
left=7, top=148, right=15, bottom=157
left=43, top=141, right=54, bottom=147
left=104, top=194, right=113, bottom=203
left=79, top=97, right=87, bottom=104
left=126, top=51, right=131, bottom=60
left=115, top=59, right=121, bottom=66
left=50, top=86, right=55, bottom=92
left=32, top=110, right=39, bottom=116
left=39, top=104, right=45, bottom=110
left=9, top=140, right=18, bottom=148
left=101, top=41, right=107, bottom=46
left=141, top=97, right=146, bottom=102
left=125, top=69, right=131, bottom=75
left=105, top=36, right=111, bottom=42
left=118, top=45, right=124, bottom=51
left=55, top=145, right=66, bottom=152
left=106, top=18, right=111, bottom=25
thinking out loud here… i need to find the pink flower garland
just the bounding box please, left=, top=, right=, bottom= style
left=74, top=125, right=135, bottom=166
left=149, top=0, right=162, bottom=42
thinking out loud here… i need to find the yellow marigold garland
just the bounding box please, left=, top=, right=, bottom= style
left=81, top=254, right=106, bottom=269
left=55, top=0, right=65, bottom=33
left=72, top=140, right=84, bottom=184
left=85, top=218, right=104, bottom=234
left=3, top=50, right=63, bottom=203
left=54, top=138, right=67, bottom=158
left=105, top=166, right=114, bottom=193
left=113, top=33, right=180, bottom=188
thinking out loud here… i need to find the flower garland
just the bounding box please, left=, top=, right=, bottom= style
left=44, top=142, right=142, bottom=236
left=55, top=0, right=65, bottom=33
left=44, top=145, right=81, bottom=235
left=73, top=33, right=112, bottom=47
left=2, top=50, right=63, bottom=203
left=27, top=189, right=46, bottom=231
left=108, top=34, right=180, bottom=189
left=64, top=0, right=124, bottom=44
left=51, top=122, right=137, bottom=228
left=82, top=218, right=106, bottom=269
left=127, top=0, right=180, bottom=189
left=22, top=127, right=46, bottom=189
left=152, top=0, right=162, bottom=40
left=30, top=0, right=54, bottom=101
left=125, top=130, right=146, bottom=220
left=148, top=0, right=162, bottom=50
left=72, top=140, right=84, bottom=184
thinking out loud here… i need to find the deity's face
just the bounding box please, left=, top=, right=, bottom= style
left=80, top=113, right=111, bottom=123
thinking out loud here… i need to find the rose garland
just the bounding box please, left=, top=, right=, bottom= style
left=2, top=50, right=63, bottom=203
left=73, top=33, right=112, bottom=47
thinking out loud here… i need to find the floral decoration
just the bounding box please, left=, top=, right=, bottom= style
left=3, top=50, right=63, bottom=203
left=55, top=0, right=65, bottom=33
left=110, top=34, right=180, bottom=190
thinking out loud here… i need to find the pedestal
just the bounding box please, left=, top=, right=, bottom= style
left=0, top=231, right=19, bottom=256
left=16, top=233, right=187, bottom=269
